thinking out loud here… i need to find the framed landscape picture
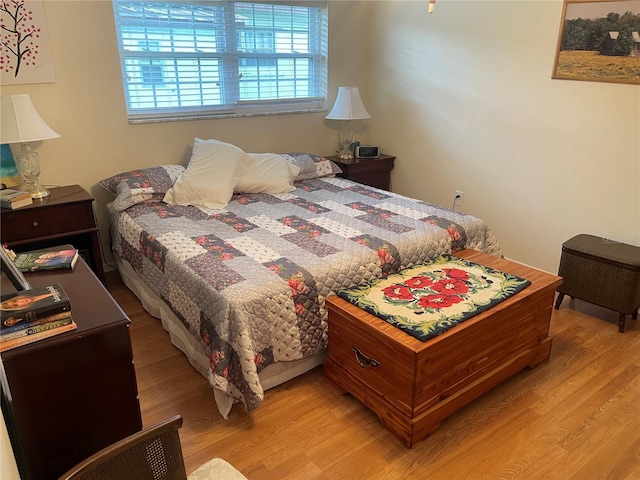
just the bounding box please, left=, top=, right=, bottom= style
left=552, top=0, right=640, bottom=85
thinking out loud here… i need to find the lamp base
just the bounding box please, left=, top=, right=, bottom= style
left=337, top=121, right=355, bottom=160
left=17, top=143, right=50, bottom=199
left=337, top=147, right=354, bottom=160
left=27, top=183, right=50, bottom=199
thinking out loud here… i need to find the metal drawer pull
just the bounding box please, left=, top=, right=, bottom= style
left=352, top=347, right=380, bottom=368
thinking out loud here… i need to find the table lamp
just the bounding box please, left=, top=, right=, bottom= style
left=0, top=94, right=60, bottom=199
left=326, top=86, right=370, bottom=160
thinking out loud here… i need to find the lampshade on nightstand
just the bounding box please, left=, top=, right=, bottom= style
left=326, top=86, right=370, bottom=160
left=0, top=94, right=60, bottom=199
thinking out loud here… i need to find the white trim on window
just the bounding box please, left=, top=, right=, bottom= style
left=112, top=0, right=328, bottom=123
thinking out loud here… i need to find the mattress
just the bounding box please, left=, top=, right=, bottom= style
left=107, top=174, right=502, bottom=416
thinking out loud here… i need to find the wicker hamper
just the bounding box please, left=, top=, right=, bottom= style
left=554, top=234, right=640, bottom=332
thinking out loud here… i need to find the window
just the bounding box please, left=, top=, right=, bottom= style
left=137, top=40, right=164, bottom=86
left=112, top=0, right=328, bottom=123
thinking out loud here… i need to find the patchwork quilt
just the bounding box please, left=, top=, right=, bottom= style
left=108, top=176, right=502, bottom=412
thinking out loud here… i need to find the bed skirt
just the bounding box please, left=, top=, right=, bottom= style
left=115, top=257, right=325, bottom=418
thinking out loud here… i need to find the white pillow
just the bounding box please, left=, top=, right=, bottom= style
left=163, top=139, right=251, bottom=209
left=236, top=153, right=301, bottom=194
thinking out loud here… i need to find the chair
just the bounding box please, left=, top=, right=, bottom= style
left=58, top=415, right=248, bottom=480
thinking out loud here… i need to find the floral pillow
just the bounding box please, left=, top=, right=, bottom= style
left=99, top=165, right=184, bottom=211
left=281, top=153, right=342, bottom=181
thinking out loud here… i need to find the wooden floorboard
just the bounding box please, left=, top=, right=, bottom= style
left=106, top=270, right=640, bottom=480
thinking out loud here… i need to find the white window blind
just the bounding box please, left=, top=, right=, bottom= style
left=112, top=0, right=328, bottom=123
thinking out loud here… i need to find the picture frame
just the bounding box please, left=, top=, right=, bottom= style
left=0, top=144, right=21, bottom=189
left=552, top=0, right=640, bottom=85
left=0, top=0, right=56, bottom=86
left=0, top=247, right=31, bottom=291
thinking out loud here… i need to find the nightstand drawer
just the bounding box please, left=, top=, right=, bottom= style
left=2, top=202, right=96, bottom=243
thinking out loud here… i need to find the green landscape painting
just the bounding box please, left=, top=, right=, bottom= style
left=553, top=0, right=640, bottom=84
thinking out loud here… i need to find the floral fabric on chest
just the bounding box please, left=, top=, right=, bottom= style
left=337, top=255, right=531, bottom=342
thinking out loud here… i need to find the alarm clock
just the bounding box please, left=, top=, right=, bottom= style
left=355, top=145, right=380, bottom=159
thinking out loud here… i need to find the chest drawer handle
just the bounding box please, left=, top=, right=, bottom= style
left=352, top=347, right=380, bottom=368
left=33, top=221, right=39, bottom=227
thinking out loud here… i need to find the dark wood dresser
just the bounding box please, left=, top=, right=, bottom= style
left=0, top=257, right=142, bottom=480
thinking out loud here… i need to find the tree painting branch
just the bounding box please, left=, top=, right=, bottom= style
left=1, top=0, right=41, bottom=77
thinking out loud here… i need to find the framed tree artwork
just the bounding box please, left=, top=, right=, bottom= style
left=0, top=0, right=56, bottom=85
left=552, top=0, right=640, bottom=85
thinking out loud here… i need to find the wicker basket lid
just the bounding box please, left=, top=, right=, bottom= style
left=562, top=234, right=640, bottom=269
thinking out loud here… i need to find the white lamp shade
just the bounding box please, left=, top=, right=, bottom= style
left=326, top=86, right=371, bottom=121
left=0, top=94, right=60, bottom=144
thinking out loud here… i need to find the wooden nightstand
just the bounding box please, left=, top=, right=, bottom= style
left=327, top=154, right=395, bottom=191
left=0, top=185, right=106, bottom=283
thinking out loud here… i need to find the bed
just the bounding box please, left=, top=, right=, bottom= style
left=100, top=142, right=502, bottom=418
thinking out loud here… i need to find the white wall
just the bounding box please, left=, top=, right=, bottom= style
left=1, top=1, right=637, bottom=273
left=1, top=0, right=372, bottom=268
left=1, top=0, right=638, bottom=474
left=367, top=0, right=640, bottom=273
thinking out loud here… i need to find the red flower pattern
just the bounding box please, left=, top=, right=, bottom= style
left=288, top=278, right=307, bottom=296
left=268, top=264, right=282, bottom=274
left=377, top=248, right=393, bottom=266
left=382, top=284, right=414, bottom=301
left=405, top=276, right=433, bottom=289
left=432, top=278, right=469, bottom=295
left=418, top=294, right=464, bottom=309
left=443, top=268, right=469, bottom=280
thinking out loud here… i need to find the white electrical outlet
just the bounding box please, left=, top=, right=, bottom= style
left=453, top=190, right=463, bottom=208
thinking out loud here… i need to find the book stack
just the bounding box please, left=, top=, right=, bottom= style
left=0, top=284, right=77, bottom=352
left=0, top=188, right=33, bottom=209
left=13, top=248, right=80, bottom=272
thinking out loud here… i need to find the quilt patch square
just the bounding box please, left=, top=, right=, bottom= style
left=347, top=185, right=392, bottom=199
left=359, top=214, right=414, bottom=234
left=212, top=212, right=257, bottom=232
left=286, top=197, right=331, bottom=214
left=281, top=232, right=339, bottom=257
left=140, top=231, right=168, bottom=272
left=280, top=216, right=330, bottom=237
left=194, top=234, right=245, bottom=261
left=186, top=254, right=245, bottom=290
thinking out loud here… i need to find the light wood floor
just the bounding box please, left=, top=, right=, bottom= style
left=106, top=271, right=640, bottom=480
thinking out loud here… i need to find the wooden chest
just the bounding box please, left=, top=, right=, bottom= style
left=323, top=250, right=562, bottom=448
